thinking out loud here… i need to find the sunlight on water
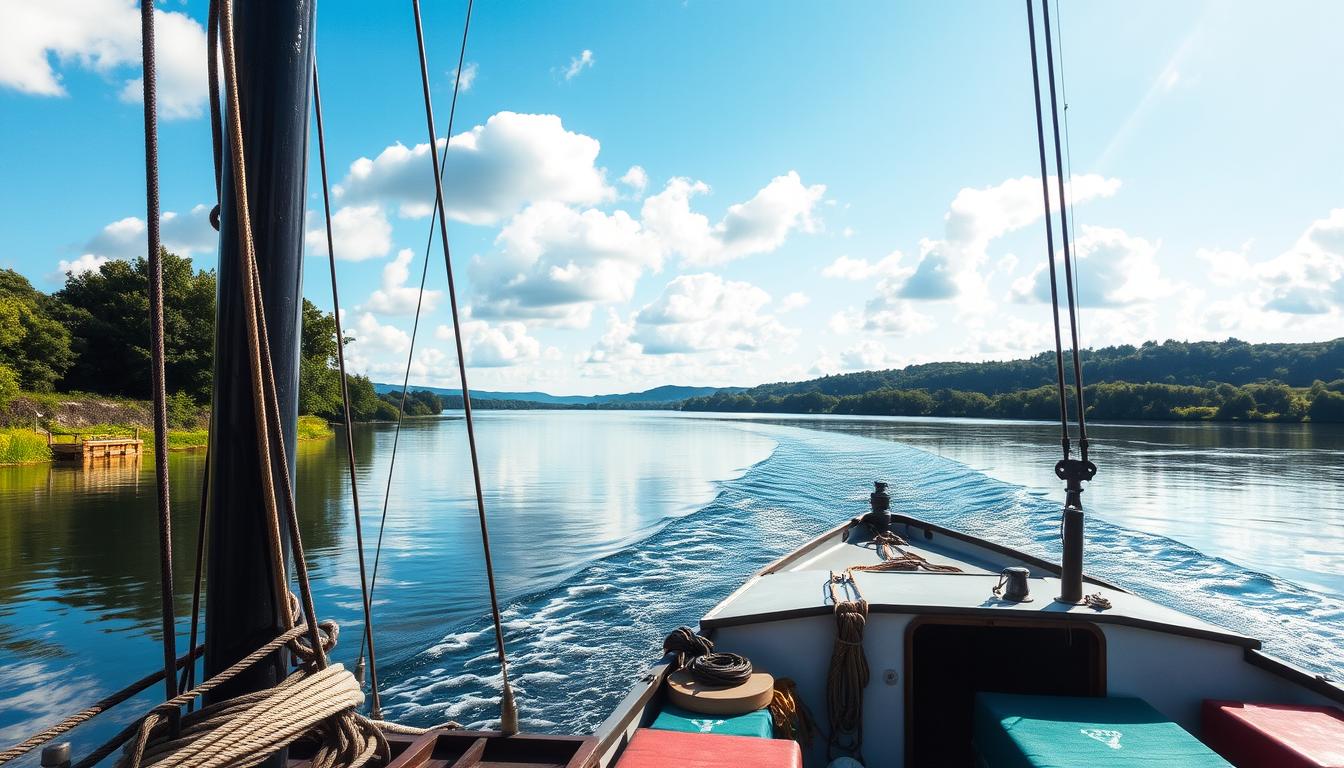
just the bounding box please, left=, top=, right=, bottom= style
left=0, top=412, right=1341, bottom=755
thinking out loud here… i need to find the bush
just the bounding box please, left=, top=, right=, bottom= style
left=297, top=414, right=333, bottom=440
left=167, top=391, right=201, bottom=429
left=0, top=428, right=51, bottom=464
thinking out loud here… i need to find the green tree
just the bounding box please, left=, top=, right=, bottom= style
left=298, top=299, right=343, bottom=417
left=0, top=363, right=19, bottom=410
left=1308, top=390, right=1344, bottom=423
left=1216, top=389, right=1257, bottom=420
left=57, top=252, right=215, bottom=400
left=0, top=270, right=75, bottom=391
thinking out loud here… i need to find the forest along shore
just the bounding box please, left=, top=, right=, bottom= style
left=0, top=252, right=451, bottom=464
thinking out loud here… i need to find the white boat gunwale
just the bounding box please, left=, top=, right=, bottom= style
left=593, top=511, right=1344, bottom=766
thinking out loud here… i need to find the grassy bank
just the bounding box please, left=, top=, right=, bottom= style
left=1, top=392, right=334, bottom=464
left=0, top=428, right=51, bottom=464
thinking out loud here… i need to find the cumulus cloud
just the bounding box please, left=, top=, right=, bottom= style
left=1252, top=208, right=1344, bottom=315
left=436, top=320, right=543, bottom=367
left=79, top=204, right=217, bottom=264
left=361, top=249, right=441, bottom=315
left=470, top=173, right=823, bottom=325
left=56, top=253, right=109, bottom=277
left=563, top=49, right=594, bottom=80
left=630, top=273, right=795, bottom=355
left=351, top=312, right=411, bottom=354
left=471, top=201, right=657, bottom=327
left=811, top=340, right=903, bottom=375
left=0, top=0, right=207, bottom=118
left=451, top=62, right=478, bottom=92
left=897, top=174, right=1121, bottom=302
left=1012, top=225, right=1169, bottom=307
left=305, top=204, right=393, bottom=262
left=620, top=165, right=648, bottom=195
left=829, top=292, right=934, bottom=337
left=779, top=292, right=810, bottom=312
left=641, top=171, right=825, bottom=266
left=822, top=252, right=906, bottom=281
left=335, top=112, right=614, bottom=224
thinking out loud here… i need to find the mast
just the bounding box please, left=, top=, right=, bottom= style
left=205, top=0, right=316, bottom=717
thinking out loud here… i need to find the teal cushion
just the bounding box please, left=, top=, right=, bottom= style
left=974, top=693, right=1232, bottom=767
left=650, top=703, right=774, bottom=739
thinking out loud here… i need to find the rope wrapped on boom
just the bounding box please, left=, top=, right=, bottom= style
left=826, top=572, right=868, bottom=763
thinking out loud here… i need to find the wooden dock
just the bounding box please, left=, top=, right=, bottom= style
left=49, top=433, right=144, bottom=462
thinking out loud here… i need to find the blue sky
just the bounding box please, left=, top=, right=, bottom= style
left=1, top=1, right=1342, bottom=394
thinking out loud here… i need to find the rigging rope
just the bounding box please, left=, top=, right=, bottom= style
left=1024, top=0, right=1073, bottom=462
left=358, top=0, right=475, bottom=677
left=1051, top=0, right=1084, bottom=351
left=409, top=0, right=519, bottom=735
left=1040, top=0, right=1090, bottom=461
left=313, top=59, right=382, bottom=717
left=137, top=1, right=188, bottom=734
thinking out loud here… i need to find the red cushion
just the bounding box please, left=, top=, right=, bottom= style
left=1203, top=700, right=1344, bottom=768
left=616, top=728, right=801, bottom=768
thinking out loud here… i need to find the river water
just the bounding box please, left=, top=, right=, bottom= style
left=1, top=412, right=1342, bottom=757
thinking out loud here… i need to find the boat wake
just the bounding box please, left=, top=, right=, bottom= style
left=377, top=421, right=1344, bottom=732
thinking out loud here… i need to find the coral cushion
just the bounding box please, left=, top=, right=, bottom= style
left=616, top=728, right=801, bottom=768
left=1202, top=700, right=1344, bottom=768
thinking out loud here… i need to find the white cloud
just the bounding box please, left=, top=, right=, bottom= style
left=352, top=312, right=410, bottom=353
left=56, top=253, right=109, bottom=277
left=779, top=292, right=810, bottom=312
left=641, top=172, right=825, bottom=266
left=1194, top=244, right=1253, bottom=287
left=0, top=0, right=207, bottom=119
left=80, top=204, right=216, bottom=262
left=620, top=165, right=648, bottom=195
left=471, top=201, right=657, bottom=327
left=812, top=340, right=903, bottom=375
left=436, top=320, right=543, bottom=367
left=822, top=251, right=906, bottom=281
left=1012, top=225, right=1169, bottom=307
left=305, top=204, right=392, bottom=262
left=563, top=49, right=594, bottom=80
left=1251, top=208, right=1344, bottom=315
left=630, top=273, right=795, bottom=355
left=451, top=61, right=478, bottom=92
left=361, top=249, right=441, bottom=315
left=335, top=112, right=613, bottom=224
left=583, top=309, right=641, bottom=363
left=830, top=292, right=934, bottom=337
left=470, top=173, right=823, bottom=325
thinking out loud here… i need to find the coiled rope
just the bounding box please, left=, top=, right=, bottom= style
left=826, top=571, right=868, bottom=763
left=685, top=654, right=753, bottom=687
left=851, top=531, right=963, bottom=574
left=662, top=626, right=714, bottom=669
left=768, top=678, right=817, bottom=748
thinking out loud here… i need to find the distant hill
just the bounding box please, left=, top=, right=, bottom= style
left=733, top=338, right=1344, bottom=400
left=372, top=382, right=740, bottom=406
left=680, top=338, right=1344, bottom=423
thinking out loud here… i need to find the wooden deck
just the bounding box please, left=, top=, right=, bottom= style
left=49, top=434, right=144, bottom=461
